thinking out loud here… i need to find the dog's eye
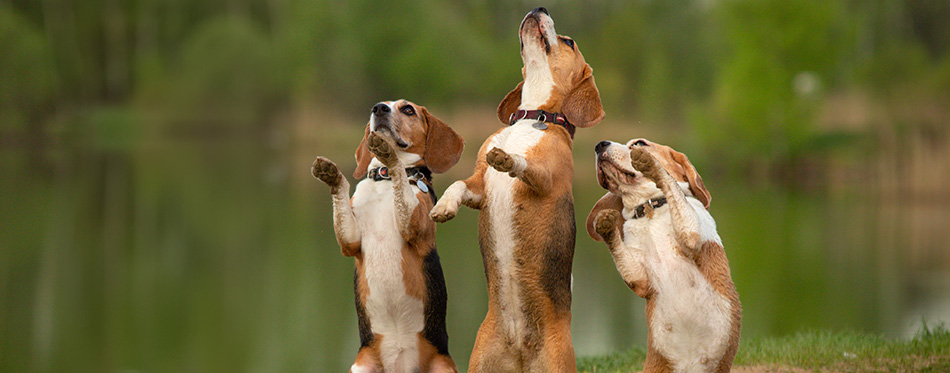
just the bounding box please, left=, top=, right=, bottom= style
left=560, top=38, right=575, bottom=48
left=401, top=105, right=415, bottom=116
left=632, top=140, right=648, bottom=147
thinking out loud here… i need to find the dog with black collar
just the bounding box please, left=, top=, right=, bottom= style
left=312, top=99, right=464, bottom=373
left=586, top=138, right=741, bottom=373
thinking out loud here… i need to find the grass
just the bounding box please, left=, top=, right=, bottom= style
left=578, top=323, right=950, bottom=372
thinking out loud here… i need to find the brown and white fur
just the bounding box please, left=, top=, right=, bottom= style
left=429, top=8, right=604, bottom=373
left=586, top=139, right=741, bottom=373
left=312, top=100, right=464, bottom=373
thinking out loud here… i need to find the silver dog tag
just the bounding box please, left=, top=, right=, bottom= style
left=416, top=180, right=429, bottom=193
left=532, top=121, right=548, bottom=130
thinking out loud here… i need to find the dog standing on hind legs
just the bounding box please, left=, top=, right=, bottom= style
left=430, top=7, right=604, bottom=372
left=586, top=139, right=741, bottom=373
left=312, top=100, right=463, bottom=373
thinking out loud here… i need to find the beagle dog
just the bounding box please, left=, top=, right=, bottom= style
left=312, top=100, right=464, bottom=373
left=586, top=139, right=741, bottom=373
left=430, top=8, right=604, bottom=372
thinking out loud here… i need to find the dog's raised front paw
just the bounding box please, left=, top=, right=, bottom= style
left=630, top=147, right=662, bottom=181
left=367, top=132, right=398, bottom=166
left=595, top=209, right=622, bottom=241
left=429, top=202, right=458, bottom=223
left=312, top=156, right=343, bottom=189
left=486, top=148, right=516, bottom=173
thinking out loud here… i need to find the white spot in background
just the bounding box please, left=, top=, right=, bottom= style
left=793, top=71, right=822, bottom=98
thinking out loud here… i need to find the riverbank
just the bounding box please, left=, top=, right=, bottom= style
left=578, top=323, right=949, bottom=372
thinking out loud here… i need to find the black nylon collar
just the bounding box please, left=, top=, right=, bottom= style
left=367, top=166, right=436, bottom=203
left=368, top=166, right=430, bottom=182
left=631, top=197, right=668, bottom=219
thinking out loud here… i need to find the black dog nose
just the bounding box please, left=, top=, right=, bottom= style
left=595, top=141, right=611, bottom=154
left=532, top=7, right=549, bottom=15
left=372, top=103, right=390, bottom=116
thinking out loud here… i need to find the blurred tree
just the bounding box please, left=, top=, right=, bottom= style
left=905, top=0, right=950, bottom=59
left=0, top=6, right=56, bottom=133
left=590, top=1, right=718, bottom=126
left=695, top=0, right=852, bottom=167
left=1, top=0, right=947, bottom=170
left=141, top=16, right=283, bottom=133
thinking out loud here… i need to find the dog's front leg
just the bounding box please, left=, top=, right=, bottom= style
left=594, top=210, right=650, bottom=297
left=430, top=177, right=485, bottom=223
left=485, top=147, right=561, bottom=194
left=431, top=143, right=489, bottom=223
left=312, top=156, right=361, bottom=256
left=631, top=148, right=704, bottom=255
left=366, top=133, right=416, bottom=239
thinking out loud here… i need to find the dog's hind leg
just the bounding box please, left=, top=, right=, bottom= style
left=468, top=310, right=519, bottom=373
left=535, top=318, right=577, bottom=373
left=350, top=346, right=382, bottom=373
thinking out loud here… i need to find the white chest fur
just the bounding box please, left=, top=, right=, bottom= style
left=351, top=179, right=424, bottom=372
left=622, top=204, right=731, bottom=373
left=483, top=122, right=545, bottom=339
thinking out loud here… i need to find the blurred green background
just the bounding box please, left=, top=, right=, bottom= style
left=2, top=0, right=950, bottom=371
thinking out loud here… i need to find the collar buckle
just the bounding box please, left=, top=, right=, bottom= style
left=632, top=197, right=668, bottom=219
left=509, top=110, right=529, bottom=124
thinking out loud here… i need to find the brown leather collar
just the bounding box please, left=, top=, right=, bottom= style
left=508, top=109, right=575, bottom=138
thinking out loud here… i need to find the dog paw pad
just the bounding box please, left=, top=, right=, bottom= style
left=367, top=133, right=396, bottom=162
left=595, top=209, right=621, bottom=238
left=312, top=157, right=343, bottom=187
left=486, top=148, right=515, bottom=173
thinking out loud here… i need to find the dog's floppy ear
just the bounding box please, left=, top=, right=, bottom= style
left=497, top=80, right=524, bottom=125
left=586, top=192, right=625, bottom=242
left=352, top=122, right=373, bottom=179
left=562, top=65, right=604, bottom=128
left=421, top=107, right=464, bottom=173
left=669, top=149, right=711, bottom=209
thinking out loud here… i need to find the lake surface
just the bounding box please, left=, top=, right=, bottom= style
left=2, top=127, right=948, bottom=371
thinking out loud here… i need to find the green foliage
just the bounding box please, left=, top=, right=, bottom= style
left=694, top=0, right=853, bottom=165
left=591, top=1, right=715, bottom=123
left=80, top=107, right=143, bottom=151
left=283, top=0, right=517, bottom=109
left=4, top=0, right=950, bottom=165
left=147, top=16, right=284, bottom=131
left=0, top=6, right=56, bottom=131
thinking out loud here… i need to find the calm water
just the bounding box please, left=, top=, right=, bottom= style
left=2, top=131, right=948, bottom=371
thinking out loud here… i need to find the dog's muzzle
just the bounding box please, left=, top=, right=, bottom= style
left=520, top=7, right=555, bottom=51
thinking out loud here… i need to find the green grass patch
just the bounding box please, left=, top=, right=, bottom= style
left=578, top=323, right=950, bottom=372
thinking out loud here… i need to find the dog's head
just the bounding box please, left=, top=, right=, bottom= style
left=595, top=138, right=710, bottom=207
left=586, top=138, right=710, bottom=241
left=497, top=7, right=604, bottom=129
left=353, top=100, right=464, bottom=179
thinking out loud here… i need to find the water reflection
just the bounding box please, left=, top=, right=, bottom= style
left=2, top=131, right=948, bottom=371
